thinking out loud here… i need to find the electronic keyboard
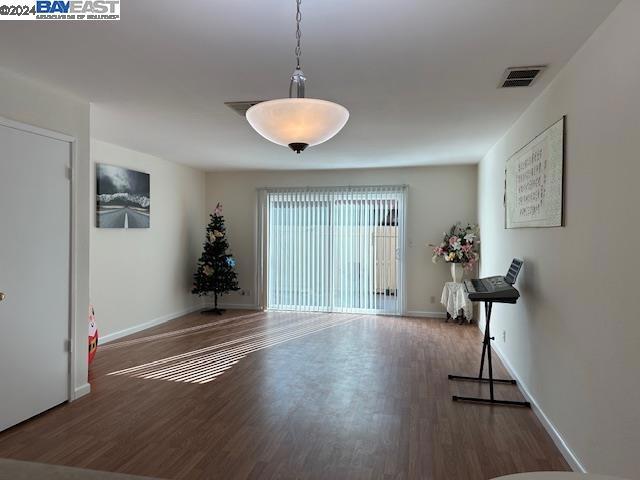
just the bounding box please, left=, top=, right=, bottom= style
left=449, top=258, right=530, bottom=408
left=464, top=258, right=523, bottom=303
left=464, top=276, right=520, bottom=303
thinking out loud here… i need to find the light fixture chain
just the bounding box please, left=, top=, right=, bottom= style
left=295, top=0, right=302, bottom=69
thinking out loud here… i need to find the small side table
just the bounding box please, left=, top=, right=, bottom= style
left=441, top=282, right=473, bottom=323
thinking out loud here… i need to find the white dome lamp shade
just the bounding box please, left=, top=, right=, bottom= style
left=246, top=1, right=349, bottom=154
left=246, top=98, right=349, bottom=154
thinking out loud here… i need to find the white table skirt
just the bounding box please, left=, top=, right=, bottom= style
left=441, top=281, right=473, bottom=321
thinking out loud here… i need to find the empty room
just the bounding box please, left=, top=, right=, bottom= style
left=0, top=1, right=638, bottom=479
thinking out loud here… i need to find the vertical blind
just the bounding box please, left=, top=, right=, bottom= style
left=264, top=185, right=406, bottom=314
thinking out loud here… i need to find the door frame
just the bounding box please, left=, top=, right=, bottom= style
left=0, top=115, right=77, bottom=402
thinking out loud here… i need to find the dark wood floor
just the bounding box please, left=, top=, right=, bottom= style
left=0, top=310, right=569, bottom=479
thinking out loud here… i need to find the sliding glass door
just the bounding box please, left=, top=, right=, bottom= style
left=264, top=186, right=406, bottom=314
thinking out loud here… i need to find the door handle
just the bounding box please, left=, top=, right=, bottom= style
left=0, top=292, right=5, bottom=302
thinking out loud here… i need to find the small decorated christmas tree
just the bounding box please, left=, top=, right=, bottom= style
left=192, top=203, right=240, bottom=314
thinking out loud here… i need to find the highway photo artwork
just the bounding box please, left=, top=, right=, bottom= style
left=96, top=164, right=150, bottom=228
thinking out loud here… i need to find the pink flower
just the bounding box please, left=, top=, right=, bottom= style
left=448, top=236, right=459, bottom=246
left=464, top=256, right=477, bottom=270
left=461, top=244, right=472, bottom=253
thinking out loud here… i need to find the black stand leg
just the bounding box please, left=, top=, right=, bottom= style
left=448, top=301, right=530, bottom=408
left=478, top=303, right=490, bottom=377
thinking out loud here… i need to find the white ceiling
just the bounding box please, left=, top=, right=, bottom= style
left=0, top=0, right=620, bottom=171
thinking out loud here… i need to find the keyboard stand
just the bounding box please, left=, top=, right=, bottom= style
left=448, top=301, right=531, bottom=407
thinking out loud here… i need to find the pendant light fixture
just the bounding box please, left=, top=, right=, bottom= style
left=246, top=0, right=349, bottom=153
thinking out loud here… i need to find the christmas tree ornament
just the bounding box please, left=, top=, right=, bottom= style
left=213, top=203, right=223, bottom=217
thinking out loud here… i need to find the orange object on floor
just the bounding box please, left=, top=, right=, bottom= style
left=88, top=305, right=98, bottom=364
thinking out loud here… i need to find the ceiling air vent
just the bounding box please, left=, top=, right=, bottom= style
left=225, top=100, right=264, bottom=117
left=499, top=66, right=547, bottom=88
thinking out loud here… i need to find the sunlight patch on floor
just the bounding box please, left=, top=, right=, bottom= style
left=107, top=314, right=359, bottom=384
left=100, top=312, right=264, bottom=350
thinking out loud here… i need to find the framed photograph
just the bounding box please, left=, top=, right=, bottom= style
left=505, top=116, right=565, bottom=229
left=96, top=164, right=150, bottom=228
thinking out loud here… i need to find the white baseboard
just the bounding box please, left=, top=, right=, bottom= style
left=405, top=310, right=447, bottom=319
left=73, top=382, right=91, bottom=400
left=100, top=304, right=203, bottom=345
left=215, top=306, right=441, bottom=318
left=489, top=339, right=586, bottom=473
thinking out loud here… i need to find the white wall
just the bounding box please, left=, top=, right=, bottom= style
left=0, top=68, right=91, bottom=398
left=478, top=1, right=639, bottom=476
left=90, top=140, right=206, bottom=340
left=206, top=166, right=477, bottom=315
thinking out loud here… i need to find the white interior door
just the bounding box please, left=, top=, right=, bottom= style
left=0, top=122, right=71, bottom=432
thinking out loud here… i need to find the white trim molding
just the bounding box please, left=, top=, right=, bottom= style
left=405, top=310, right=447, bottom=319
left=73, top=383, right=91, bottom=400
left=100, top=304, right=203, bottom=344
left=489, top=339, right=586, bottom=472
left=0, top=115, right=75, bottom=143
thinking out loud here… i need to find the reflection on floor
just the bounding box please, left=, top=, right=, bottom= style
left=0, top=310, right=569, bottom=479
left=108, top=314, right=358, bottom=384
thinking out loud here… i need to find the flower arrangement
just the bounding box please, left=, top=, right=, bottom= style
left=430, top=223, right=479, bottom=269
